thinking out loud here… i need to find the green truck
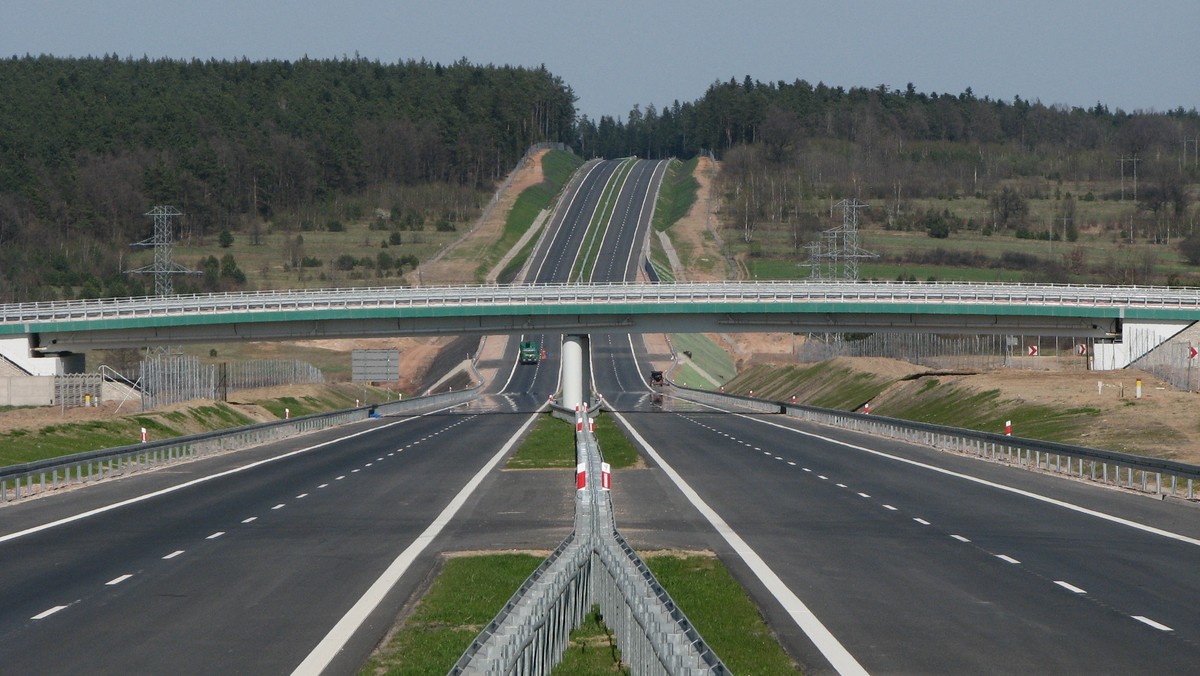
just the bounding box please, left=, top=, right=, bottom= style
left=519, top=341, right=540, bottom=365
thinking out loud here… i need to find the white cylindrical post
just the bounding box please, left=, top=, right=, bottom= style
left=562, top=335, right=584, bottom=412
left=140, top=427, right=147, bottom=443
left=285, top=408, right=290, bottom=419
left=1135, top=378, right=1142, bottom=399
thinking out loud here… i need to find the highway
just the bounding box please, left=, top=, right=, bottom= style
left=561, top=160, right=1200, bottom=672
left=7, top=151, right=1200, bottom=674
left=605, top=396, right=1200, bottom=673
left=0, top=157, right=668, bottom=674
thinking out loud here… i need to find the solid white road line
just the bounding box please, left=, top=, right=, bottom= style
left=1054, top=580, right=1087, bottom=594
left=1133, top=615, right=1173, bottom=631
left=0, top=405, right=460, bottom=544
left=738, top=413, right=1200, bottom=548
left=31, top=605, right=67, bottom=620
left=162, top=550, right=184, bottom=559
left=996, top=554, right=1021, bottom=564
left=607, top=408, right=868, bottom=676
left=106, top=574, right=133, bottom=586
left=291, top=405, right=547, bottom=676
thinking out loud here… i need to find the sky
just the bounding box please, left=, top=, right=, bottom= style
left=5, top=1, right=1198, bottom=121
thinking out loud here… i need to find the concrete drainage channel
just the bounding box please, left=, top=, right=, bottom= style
left=452, top=405, right=727, bottom=675
left=0, top=386, right=481, bottom=503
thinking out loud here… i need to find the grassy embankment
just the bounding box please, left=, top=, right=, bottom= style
left=647, top=156, right=702, bottom=281
left=720, top=361, right=1101, bottom=443
left=0, top=384, right=376, bottom=468
left=484, top=150, right=585, bottom=283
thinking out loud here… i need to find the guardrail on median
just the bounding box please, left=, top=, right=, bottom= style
left=671, top=387, right=1200, bottom=502
left=453, top=408, right=726, bottom=674
left=0, top=385, right=480, bottom=504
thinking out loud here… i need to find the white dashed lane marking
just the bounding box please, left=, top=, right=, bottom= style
left=272, top=504, right=285, bottom=510
left=914, top=518, right=931, bottom=525
left=206, top=532, right=225, bottom=540
left=241, top=517, right=257, bottom=524
left=106, top=574, right=133, bottom=586
left=996, top=554, right=1021, bottom=564
left=951, top=535, right=971, bottom=543
left=1133, top=616, right=1173, bottom=631
left=162, top=550, right=184, bottom=560
left=31, top=605, right=67, bottom=620
left=1055, top=580, right=1087, bottom=594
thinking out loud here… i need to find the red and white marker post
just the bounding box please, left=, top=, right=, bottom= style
left=601, top=462, right=611, bottom=490
left=1005, top=420, right=1012, bottom=436
left=576, top=462, right=587, bottom=490
left=864, top=401, right=870, bottom=415
left=140, top=427, right=147, bottom=443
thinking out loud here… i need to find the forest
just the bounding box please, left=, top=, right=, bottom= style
left=2, top=57, right=1199, bottom=302
left=581, top=77, right=1199, bottom=284
left=0, top=55, right=575, bottom=301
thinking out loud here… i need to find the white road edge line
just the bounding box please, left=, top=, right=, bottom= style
left=607, top=408, right=868, bottom=676
left=106, top=574, right=133, bottom=586
left=734, top=412, right=1200, bottom=548
left=1054, top=580, right=1087, bottom=594
left=31, top=605, right=68, bottom=620
left=0, top=404, right=461, bottom=544
left=1132, top=615, right=1173, bottom=631
left=290, top=404, right=547, bottom=676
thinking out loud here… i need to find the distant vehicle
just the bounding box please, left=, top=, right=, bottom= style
left=650, top=370, right=664, bottom=386
left=519, top=341, right=540, bottom=365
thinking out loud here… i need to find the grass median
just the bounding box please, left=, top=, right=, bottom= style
left=362, top=553, right=797, bottom=674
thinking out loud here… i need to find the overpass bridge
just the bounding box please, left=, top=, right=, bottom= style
left=2, top=280, right=1198, bottom=374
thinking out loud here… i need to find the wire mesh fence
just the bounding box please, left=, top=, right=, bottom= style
left=139, top=354, right=324, bottom=410
left=54, top=373, right=103, bottom=407
left=796, top=333, right=1094, bottom=371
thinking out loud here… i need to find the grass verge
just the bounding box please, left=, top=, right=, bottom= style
left=361, top=553, right=797, bottom=674
left=506, top=412, right=640, bottom=469
left=361, top=554, right=545, bottom=675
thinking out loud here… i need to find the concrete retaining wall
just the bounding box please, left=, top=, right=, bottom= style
left=0, top=377, right=54, bottom=406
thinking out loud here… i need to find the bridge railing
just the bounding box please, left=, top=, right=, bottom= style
left=453, top=410, right=727, bottom=674
left=671, top=387, right=1200, bottom=501
left=0, top=385, right=479, bottom=504
left=7, top=280, right=1200, bottom=325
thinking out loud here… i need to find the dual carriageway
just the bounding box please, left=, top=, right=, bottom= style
left=3, top=157, right=1200, bottom=674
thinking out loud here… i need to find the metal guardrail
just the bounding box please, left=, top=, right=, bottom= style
left=0, top=385, right=480, bottom=504
left=6, top=280, right=1200, bottom=325
left=453, top=409, right=726, bottom=674
left=672, top=387, right=1200, bottom=501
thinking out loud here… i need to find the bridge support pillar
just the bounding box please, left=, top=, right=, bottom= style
left=561, top=334, right=587, bottom=412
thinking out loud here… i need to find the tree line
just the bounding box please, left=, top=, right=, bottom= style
left=0, top=55, right=576, bottom=301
